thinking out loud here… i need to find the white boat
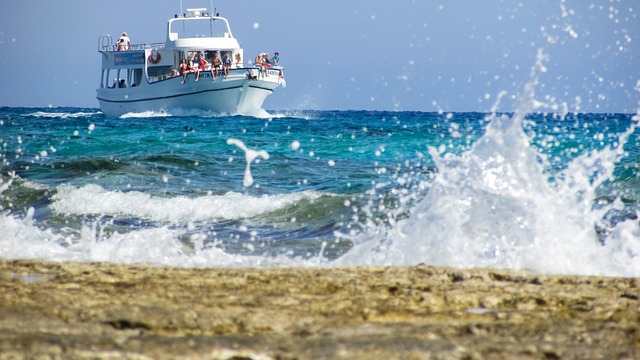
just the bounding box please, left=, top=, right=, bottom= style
left=96, top=8, right=285, bottom=117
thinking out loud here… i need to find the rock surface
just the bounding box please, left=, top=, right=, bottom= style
left=0, top=259, right=638, bottom=359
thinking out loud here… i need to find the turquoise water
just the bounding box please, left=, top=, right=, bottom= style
left=0, top=107, right=638, bottom=275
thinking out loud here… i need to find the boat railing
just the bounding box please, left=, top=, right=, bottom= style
left=97, top=36, right=165, bottom=52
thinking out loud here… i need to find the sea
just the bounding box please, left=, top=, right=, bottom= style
left=1, top=100, right=639, bottom=277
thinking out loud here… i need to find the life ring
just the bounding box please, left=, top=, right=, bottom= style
left=148, top=51, right=161, bottom=64
left=235, top=52, right=241, bottom=63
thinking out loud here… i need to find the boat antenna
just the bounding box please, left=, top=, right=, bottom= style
left=180, top=0, right=183, bottom=14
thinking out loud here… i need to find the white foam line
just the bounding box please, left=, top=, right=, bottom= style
left=50, top=184, right=325, bottom=223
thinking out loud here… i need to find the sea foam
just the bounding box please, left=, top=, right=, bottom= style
left=51, top=183, right=325, bottom=223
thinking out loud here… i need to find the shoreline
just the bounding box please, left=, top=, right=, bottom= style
left=1, top=259, right=638, bottom=359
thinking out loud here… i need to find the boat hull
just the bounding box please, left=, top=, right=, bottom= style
left=97, top=72, right=283, bottom=117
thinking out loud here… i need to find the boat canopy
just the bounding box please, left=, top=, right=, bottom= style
left=165, top=13, right=240, bottom=50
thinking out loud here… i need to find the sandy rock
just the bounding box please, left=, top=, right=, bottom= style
left=0, top=260, right=638, bottom=359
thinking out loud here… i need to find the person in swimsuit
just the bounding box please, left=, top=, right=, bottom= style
left=196, top=54, right=208, bottom=81
left=186, top=54, right=200, bottom=81
left=254, top=53, right=266, bottom=77
left=180, top=59, right=189, bottom=84
left=211, top=53, right=222, bottom=80
left=222, top=53, right=231, bottom=78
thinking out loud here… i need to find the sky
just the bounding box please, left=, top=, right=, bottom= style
left=0, top=0, right=638, bottom=113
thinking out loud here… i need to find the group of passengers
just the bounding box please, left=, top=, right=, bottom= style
left=179, top=51, right=234, bottom=84
left=172, top=50, right=284, bottom=84
left=253, top=52, right=284, bottom=79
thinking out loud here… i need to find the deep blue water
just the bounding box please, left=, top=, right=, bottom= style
left=0, top=107, right=638, bottom=275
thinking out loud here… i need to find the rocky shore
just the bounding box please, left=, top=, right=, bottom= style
left=0, top=259, right=638, bottom=359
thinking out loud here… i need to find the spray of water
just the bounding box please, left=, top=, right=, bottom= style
left=337, top=51, right=639, bottom=276
left=226, top=138, right=270, bottom=187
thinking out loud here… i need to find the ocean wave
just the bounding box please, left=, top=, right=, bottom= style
left=265, top=110, right=315, bottom=120
left=50, top=183, right=330, bottom=223
left=116, top=107, right=312, bottom=120
left=334, top=56, right=640, bottom=277
left=120, top=110, right=174, bottom=118
left=120, top=108, right=236, bottom=118
left=0, top=210, right=318, bottom=267
left=26, top=111, right=101, bottom=119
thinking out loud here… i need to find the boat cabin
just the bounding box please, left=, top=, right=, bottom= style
left=97, top=9, right=245, bottom=89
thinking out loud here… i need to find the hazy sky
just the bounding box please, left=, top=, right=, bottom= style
left=1, top=1, right=638, bottom=112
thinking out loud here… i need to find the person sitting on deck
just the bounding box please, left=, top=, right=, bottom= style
left=271, top=52, right=284, bottom=79
left=255, top=53, right=267, bottom=76
left=222, top=53, right=231, bottom=79
left=211, top=53, right=222, bottom=80
left=246, top=69, right=257, bottom=81
left=196, top=53, right=208, bottom=81
left=187, top=54, right=200, bottom=82
left=180, top=59, right=190, bottom=84
left=262, top=53, right=274, bottom=77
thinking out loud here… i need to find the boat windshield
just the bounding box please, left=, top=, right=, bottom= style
left=170, top=17, right=232, bottom=39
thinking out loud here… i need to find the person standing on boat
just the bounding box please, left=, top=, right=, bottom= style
left=116, top=32, right=131, bottom=51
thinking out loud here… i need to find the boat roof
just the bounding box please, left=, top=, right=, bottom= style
left=165, top=10, right=240, bottom=50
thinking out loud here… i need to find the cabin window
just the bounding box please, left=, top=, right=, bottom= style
left=131, top=68, right=143, bottom=87
left=101, top=68, right=143, bottom=88
left=170, top=19, right=230, bottom=39
left=204, top=50, right=217, bottom=63
left=102, top=69, right=122, bottom=88
left=221, top=51, right=232, bottom=63
left=147, top=65, right=176, bottom=83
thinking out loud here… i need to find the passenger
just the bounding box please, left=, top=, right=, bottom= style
left=271, top=52, right=284, bottom=78
left=262, top=53, right=274, bottom=77
left=180, top=59, right=190, bottom=84
left=116, top=32, right=131, bottom=51
left=264, top=52, right=273, bottom=66
left=246, top=69, right=257, bottom=81
left=254, top=53, right=266, bottom=76
left=118, top=79, right=126, bottom=88
left=211, top=52, right=222, bottom=80
left=222, top=53, right=231, bottom=78
left=170, top=67, right=179, bottom=77
left=197, top=54, right=208, bottom=81
left=188, top=54, right=200, bottom=81
left=271, top=52, right=280, bottom=65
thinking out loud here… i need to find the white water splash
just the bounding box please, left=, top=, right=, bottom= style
left=227, top=138, right=270, bottom=187
left=0, top=213, right=296, bottom=267
left=337, top=51, right=640, bottom=277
